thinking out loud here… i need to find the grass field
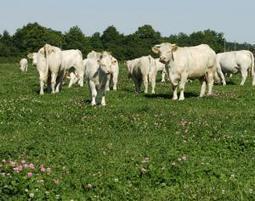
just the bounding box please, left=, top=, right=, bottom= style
left=0, top=63, right=255, bottom=201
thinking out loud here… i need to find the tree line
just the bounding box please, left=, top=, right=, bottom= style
left=0, top=22, right=254, bottom=61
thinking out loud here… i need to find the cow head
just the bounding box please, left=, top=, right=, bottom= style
left=32, top=53, right=38, bottom=65
left=152, top=43, right=178, bottom=64
left=98, top=52, right=112, bottom=74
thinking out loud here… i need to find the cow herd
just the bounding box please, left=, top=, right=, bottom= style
left=19, top=43, right=255, bottom=105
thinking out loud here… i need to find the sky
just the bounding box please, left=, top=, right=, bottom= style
left=0, top=0, right=254, bottom=44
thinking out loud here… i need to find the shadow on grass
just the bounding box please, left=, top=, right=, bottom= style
left=144, top=92, right=198, bottom=99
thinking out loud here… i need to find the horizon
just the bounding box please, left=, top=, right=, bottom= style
left=1, top=0, right=255, bottom=44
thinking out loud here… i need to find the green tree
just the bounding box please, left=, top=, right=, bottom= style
left=126, top=25, right=161, bottom=59
left=0, top=31, right=18, bottom=56
left=13, top=23, right=64, bottom=54
left=63, top=26, right=91, bottom=56
left=90, top=32, right=104, bottom=51
left=101, top=26, right=125, bottom=60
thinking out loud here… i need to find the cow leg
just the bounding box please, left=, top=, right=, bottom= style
left=39, top=80, right=45, bottom=95
left=172, top=84, right=178, bottom=100
left=150, top=74, right=156, bottom=94
left=105, top=74, right=111, bottom=91
left=76, top=70, right=84, bottom=87
left=50, top=72, right=57, bottom=94
left=89, top=80, right=97, bottom=106
left=55, top=70, right=65, bottom=93
left=217, top=66, right=226, bottom=85
left=199, top=79, right=207, bottom=97
left=178, top=77, right=187, bottom=101
left=252, top=73, right=255, bottom=86
left=161, top=70, right=166, bottom=82
left=100, top=89, right=106, bottom=106
left=39, top=72, right=48, bottom=95
left=143, top=75, right=148, bottom=94
left=207, top=72, right=214, bottom=96
left=112, top=72, right=118, bottom=90
left=240, top=67, right=248, bottom=86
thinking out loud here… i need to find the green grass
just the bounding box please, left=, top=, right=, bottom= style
left=0, top=63, right=255, bottom=200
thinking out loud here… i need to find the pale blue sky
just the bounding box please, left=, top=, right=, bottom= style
left=0, top=0, right=254, bottom=43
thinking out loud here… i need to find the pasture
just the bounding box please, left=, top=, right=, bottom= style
left=0, top=62, right=255, bottom=200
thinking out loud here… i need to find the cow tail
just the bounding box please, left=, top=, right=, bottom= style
left=248, top=51, right=255, bottom=85
left=249, top=51, right=254, bottom=77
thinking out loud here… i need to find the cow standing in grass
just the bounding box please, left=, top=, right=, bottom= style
left=126, top=55, right=158, bottom=94
left=19, top=58, right=28, bottom=72
left=152, top=43, right=217, bottom=100
left=36, top=44, right=64, bottom=95
left=85, top=51, right=113, bottom=106
left=155, top=58, right=167, bottom=82
left=216, top=50, right=255, bottom=86
left=61, top=49, right=84, bottom=87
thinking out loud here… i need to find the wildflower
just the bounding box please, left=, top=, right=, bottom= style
left=29, top=193, right=34, bottom=198
left=40, top=165, right=46, bottom=172
left=29, top=163, right=35, bottom=170
left=21, top=160, right=26, bottom=164
left=10, top=161, right=16, bottom=167
left=181, top=155, right=187, bottom=161
left=46, top=167, right=51, bottom=173
left=53, top=179, right=60, bottom=185
left=142, top=157, right=150, bottom=164
left=23, top=163, right=29, bottom=168
left=27, top=172, right=33, bottom=177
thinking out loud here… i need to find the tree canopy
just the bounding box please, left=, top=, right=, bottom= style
left=0, top=22, right=254, bottom=59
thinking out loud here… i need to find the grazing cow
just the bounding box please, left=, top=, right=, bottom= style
left=216, top=50, right=255, bottom=86
left=126, top=55, right=158, bottom=94
left=27, top=53, right=38, bottom=66
left=19, top=58, right=28, bottom=72
left=85, top=51, right=112, bottom=106
left=36, top=44, right=64, bottom=95
left=152, top=43, right=217, bottom=100
left=155, top=58, right=167, bottom=82
left=61, top=49, right=84, bottom=87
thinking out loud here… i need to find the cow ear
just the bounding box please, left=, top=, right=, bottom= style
left=39, top=49, right=44, bottom=55
left=152, top=45, right=160, bottom=54
left=171, top=44, right=178, bottom=52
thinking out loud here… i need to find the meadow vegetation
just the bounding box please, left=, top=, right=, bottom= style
left=0, top=63, right=255, bottom=200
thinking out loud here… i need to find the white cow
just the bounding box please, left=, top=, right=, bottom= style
left=27, top=53, right=38, bottom=66
left=86, top=51, right=119, bottom=91
left=105, top=55, right=119, bottom=91
left=19, top=58, right=28, bottom=72
left=152, top=43, right=217, bottom=100
left=61, top=49, right=84, bottom=87
left=85, top=51, right=112, bottom=106
left=155, top=58, right=167, bottom=82
left=126, top=55, right=158, bottom=94
left=36, top=44, right=64, bottom=95
left=66, top=72, right=79, bottom=88
left=216, top=50, right=255, bottom=86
